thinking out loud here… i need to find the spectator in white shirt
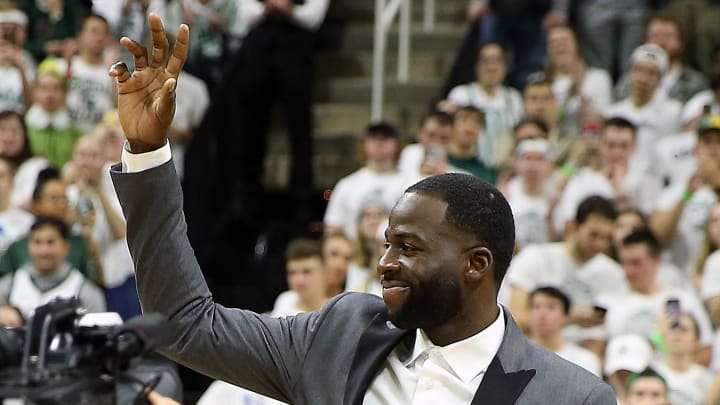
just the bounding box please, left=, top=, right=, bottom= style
left=545, top=25, right=612, bottom=137
left=615, top=12, right=708, bottom=104
left=502, top=138, right=556, bottom=249
left=596, top=229, right=715, bottom=363
left=605, top=44, right=682, bottom=169
left=398, top=111, right=454, bottom=180
left=504, top=195, right=625, bottom=331
left=442, top=43, right=523, bottom=167
left=652, top=313, right=716, bottom=405
left=651, top=115, right=720, bottom=276
left=270, top=238, right=327, bottom=317
left=323, top=122, right=414, bottom=240
left=696, top=201, right=720, bottom=328
left=527, top=286, right=602, bottom=376
left=552, top=117, right=657, bottom=236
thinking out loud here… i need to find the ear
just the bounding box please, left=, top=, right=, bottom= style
left=465, top=246, right=493, bottom=283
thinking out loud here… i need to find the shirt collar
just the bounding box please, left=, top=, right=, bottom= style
left=404, top=305, right=506, bottom=384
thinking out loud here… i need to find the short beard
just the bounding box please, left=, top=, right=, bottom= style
left=387, top=277, right=462, bottom=330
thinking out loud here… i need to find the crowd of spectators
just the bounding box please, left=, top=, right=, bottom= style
left=1, top=0, right=720, bottom=404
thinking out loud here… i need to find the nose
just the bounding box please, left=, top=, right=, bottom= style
left=376, top=247, right=400, bottom=276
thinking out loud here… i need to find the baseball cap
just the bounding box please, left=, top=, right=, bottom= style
left=515, top=138, right=553, bottom=160
left=0, top=9, right=27, bottom=25
left=630, top=43, right=669, bottom=74
left=697, top=114, right=720, bottom=136
left=604, top=334, right=654, bottom=375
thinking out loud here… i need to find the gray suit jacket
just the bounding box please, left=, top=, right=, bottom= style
left=111, top=160, right=617, bottom=405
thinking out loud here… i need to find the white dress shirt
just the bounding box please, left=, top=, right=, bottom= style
left=363, top=306, right=506, bottom=404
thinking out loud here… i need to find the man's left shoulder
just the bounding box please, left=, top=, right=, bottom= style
left=514, top=340, right=616, bottom=403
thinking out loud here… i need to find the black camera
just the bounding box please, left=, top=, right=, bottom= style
left=0, top=297, right=181, bottom=404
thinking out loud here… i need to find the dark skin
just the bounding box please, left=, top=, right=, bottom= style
left=108, top=13, right=189, bottom=154
left=378, top=192, right=499, bottom=346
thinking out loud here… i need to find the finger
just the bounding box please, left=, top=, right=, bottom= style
left=167, top=24, right=189, bottom=78
left=108, top=62, right=131, bottom=83
left=148, top=12, right=168, bottom=68
left=156, top=78, right=177, bottom=119
left=119, top=36, right=148, bottom=69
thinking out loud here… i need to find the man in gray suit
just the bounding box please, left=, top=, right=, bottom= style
left=108, top=13, right=618, bottom=405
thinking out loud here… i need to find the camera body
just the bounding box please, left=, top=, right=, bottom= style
left=0, top=298, right=178, bottom=404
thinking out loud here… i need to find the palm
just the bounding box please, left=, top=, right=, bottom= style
left=110, top=13, right=189, bottom=153
left=118, top=68, right=174, bottom=141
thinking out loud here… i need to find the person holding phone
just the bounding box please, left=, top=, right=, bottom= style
left=594, top=229, right=715, bottom=364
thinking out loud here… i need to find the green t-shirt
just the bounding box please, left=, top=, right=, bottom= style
left=0, top=233, right=101, bottom=286
left=448, top=155, right=499, bottom=184
left=27, top=125, right=84, bottom=169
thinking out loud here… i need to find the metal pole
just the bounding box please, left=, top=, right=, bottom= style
left=423, top=0, right=435, bottom=33
left=372, top=0, right=386, bottom=120
left=398, top=0, right=410, bottom=82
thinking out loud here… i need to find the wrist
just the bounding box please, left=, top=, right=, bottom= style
left=127, top=139, right=166, bottom=154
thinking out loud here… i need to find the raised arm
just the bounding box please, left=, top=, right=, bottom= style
left=107, top=13, right=317, bottom=401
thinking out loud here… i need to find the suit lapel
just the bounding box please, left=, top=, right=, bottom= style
left=343, top=313, right=411, bottom=405
left=471, top=355, right=535, bottom=405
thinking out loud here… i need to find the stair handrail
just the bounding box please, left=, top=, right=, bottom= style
left=371, top=0, right=435, bottom=121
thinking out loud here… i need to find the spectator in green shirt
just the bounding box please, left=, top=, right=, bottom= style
left=448, top=106, right=499, bottom=184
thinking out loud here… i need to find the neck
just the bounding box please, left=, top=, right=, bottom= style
left=0, top=198, right=8, bottom=212
left=80, top=50, right=104, bottom=65
left=632, top=91, right=653, bottom=107
left=531, top=331, right=565, bottom=352
left=632, top=281, right=660, bottom=295
left=670, top=58, right=681, bottom=71
left=366, top=160, right=396, bottom=173
left=448, top=142, right=476, bottom=158
left=425, top=299, right=499, bottom=346
left=556, top=58, right=582, bottom=75
left=480, top=82, right=498, bottom=97
left=521, top=179, right=544, bottom=195
left=566, top=238, right=591, bottom=263
left=299, top=294, right=326, bottom=312
left=664, top=352, right=694, bottom=372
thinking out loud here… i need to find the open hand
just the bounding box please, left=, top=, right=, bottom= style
left=108, top=13, right=189, bottom=153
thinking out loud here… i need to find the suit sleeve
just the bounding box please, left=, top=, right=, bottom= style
left=582, top=382, right=618, bottom=405
left=110, top=160, right=321, bottom=403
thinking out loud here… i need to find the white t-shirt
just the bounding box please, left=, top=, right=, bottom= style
left=596, top=287, right=715, bottom=346
left=0, top=207, right=33, bottom=256
left=171, top=70, right=209, bottom=179
left=654, top=184, right=717, bottom=273
left=10, top=157, right=48, bottom=208
left=556, top=342, right=602, bottom=377
left=681, top=90, right=719, bottom=124
left=66, top=56, right=115, bottom=132
left=270, top=290, right=304, bottom=318
left=712, top=333, right=720, bottom=372
left=504, top=177, right=552, bottom=249
left=323, top=167, right=415, bottom=240
left=398, top=143, right=425, bottom=179
left=447, top=83, right=523, bottom=166
left=653, top=360, right=716, bottom=405
left=651, top=131, right=696, bottom=190
left=554, top=67, right=613, bottom=135
left=701, top=251, right=720, bottom=300
left=604, top=93, right=682, bottom=167
left=505, top=242, right=627, bottom=310
left=0, top=65, right=26, bottom=113
left=552, top=165, right=656, bottom=236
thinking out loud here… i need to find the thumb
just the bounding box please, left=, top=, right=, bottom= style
left=156, top=78, right=177, bottom=121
